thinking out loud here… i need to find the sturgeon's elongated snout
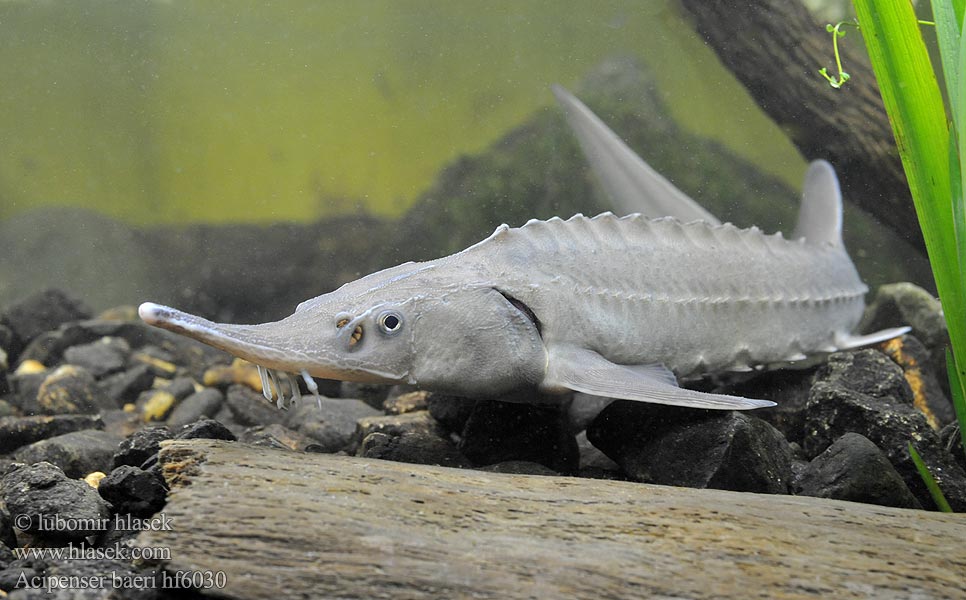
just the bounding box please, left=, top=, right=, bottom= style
left=137, top=302, right=412, bottom=386
left=139, top=302, right=313, bottom=372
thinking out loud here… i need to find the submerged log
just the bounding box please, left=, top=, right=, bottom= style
left=137, top=439, right=966, bottom=599
left=678, top=0, right=922, bottom=251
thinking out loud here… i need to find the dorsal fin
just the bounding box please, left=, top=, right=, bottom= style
left=792, top=160, right=843, bottom=246
left=551, top=85, right=721, bottom=225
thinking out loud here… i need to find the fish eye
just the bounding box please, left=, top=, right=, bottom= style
left=377, top=311, right=403, bottom=335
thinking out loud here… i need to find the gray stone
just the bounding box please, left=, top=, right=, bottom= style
left=1, top=462, right=110, bottom=540
left=0, top=289, right=91, bottom=360
left=13, top=430, right=123, bottom=478
left=340, top=381, right=391, bottom=409
left=97, top=363, right=155, bottom=406
left=35, top=365, right=105, bottom=414
left=62, top=336, right=130, bottom=378
left=0, top=505, right=14, bottom=549
left=166, top=387, right=223, bottom=429
left=162, top=377, right=199, bottom=401
left=796, top=433, right=921, bottom=509
left=98, top=465, right=167, bottom=517
left=459, top=400, right=578, bottom=474
left=357, top=412, right=470, bottom=468
left=284, top=397, right=379, bottom=453
left=860, top=283, right=948, bottom=350
left=3, top=371, right=45, bottom=415
left=588, top=402, right=792, bottom=493
left=0, top=415, right=104, bottom=454
left=224, top=384, right=286, bottom=427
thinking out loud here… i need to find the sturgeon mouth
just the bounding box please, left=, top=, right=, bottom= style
left=139, top=302, right=321, bottom=410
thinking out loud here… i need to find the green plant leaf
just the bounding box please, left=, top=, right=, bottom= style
left=853, top=0, right=964, bottom=383
left=933, top=0, right=964, bottom=129
left=947, top=348, right=966, bottom=462
left=908, top=442, right=953, bottom=512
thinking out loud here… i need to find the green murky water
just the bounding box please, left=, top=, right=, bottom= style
left=0, top=0, right=802, bottom=225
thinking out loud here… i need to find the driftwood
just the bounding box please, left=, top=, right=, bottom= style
left=134, top=439, right=966, bottom=599
left=677, top=0, right=921, bottom=251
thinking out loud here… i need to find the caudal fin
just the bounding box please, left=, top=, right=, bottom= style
left=792, top=160, right=843, bottom=246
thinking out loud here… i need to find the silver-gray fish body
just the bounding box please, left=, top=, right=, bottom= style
left=433, top=212, right=865, bottom=378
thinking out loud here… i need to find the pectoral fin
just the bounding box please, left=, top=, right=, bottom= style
left=542, top=346, right=775, bottom=410
left=835, top=326, right=911, bottom=350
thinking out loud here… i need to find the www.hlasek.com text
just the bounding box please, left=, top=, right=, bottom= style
left=13, top=541, right=171, bottom=562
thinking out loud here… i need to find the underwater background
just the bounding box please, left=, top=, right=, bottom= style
left=0, top=0, right=929, bottom=319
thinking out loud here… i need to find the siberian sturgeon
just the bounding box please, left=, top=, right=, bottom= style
left=139, top=86, right=906, bottom=411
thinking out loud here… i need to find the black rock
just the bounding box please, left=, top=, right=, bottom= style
left=0, top=415, right=104, bottom=454
left=283, top=398, right=379, bottom=453
left=224, top=384, right=287, bottom=427
left=97, top=364, right=155, bottom=407
left=713, top=367, right=816, bottom=447
left=796, top=433, right=921, bottom=509
left=166, top=387, right=223, bottom=429
left=459, top=400, right=579, bottom=474
left=877, top=335, right=954, bottom=426
left=112, top=427, right=172, bottom=469
left=1, top=462, right=110, bottom=540
left=0, top=564, right=44, bottom=593
left=98, top=466, right=167, bottom=517
left=13, top=430, right=123, bottom=478
left=940, top=422, right=965, bottom=471
left=39, top=558, right=162, bottom=600
left=62, top=337, right=130, bottom=378
left=239, top=424, right=311, bottom=451
left=426, top=393, right=477, bottom=433
left=588, top=402, right=792, bottom=493
left=478, top=461, right=560, bottom=476
left=35, top=365, right=105, bottom=415
left=805, top=350, right=966, bottom=511
left=0, top=505, right=14, bottom=549
left=0, top=289, right=91, bottom=360
left=357, top=412, right=470, bottom=468
left=174, top=417, right=236, bottom=442
left=814, top=349, right=914, bottom=405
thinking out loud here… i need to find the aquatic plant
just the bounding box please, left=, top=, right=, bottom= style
left=838, top=0, right=966, bottom=509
